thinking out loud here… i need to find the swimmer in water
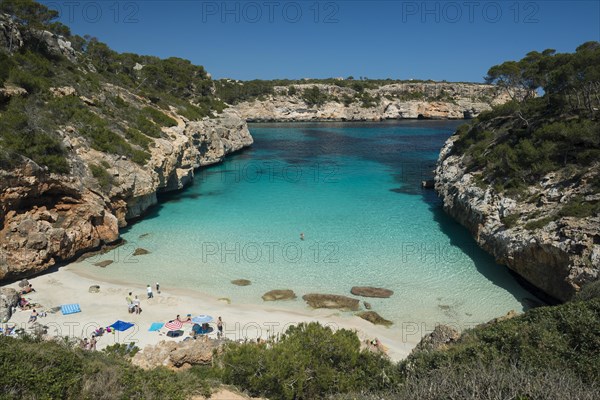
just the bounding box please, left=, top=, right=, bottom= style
left=300, top=233, right=304, bottom=240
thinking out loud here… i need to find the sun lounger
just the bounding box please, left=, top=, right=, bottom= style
left=60, top=304, right=81, bottom=315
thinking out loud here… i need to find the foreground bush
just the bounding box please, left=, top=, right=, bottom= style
left=0, top=336, right=209, bottom=399
left=217, top=322, right=399, bottom=399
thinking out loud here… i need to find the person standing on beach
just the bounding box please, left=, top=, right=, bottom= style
left=217, top=316, right=223, bottom=339
left=133, top=296, right=141, bottom=314
left=147, top=285, right=153, bottom=299
left=156, top=282, right=160, bottom=294
left=126, top=292, right=134, bottom=313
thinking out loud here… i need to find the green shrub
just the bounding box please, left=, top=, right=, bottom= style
left=143, top=106, right=177, bottom=127
left=524, top=216, right=554, bottom=230
left=7, top=68, right=47, bottom=93
left=402, top=298, right=600, bottom=383
left=576, top=280, right=600, bottom=301
left=125, top=127, right=152, bottom=149
left=501, top=213, right=520, bottom=228
left=302, top=86, right=329, bottom=107
left=0, top=336, right=204, bottom=400
left=89, top=163, right=113, bottom=190
left=217, top=322, right=399, bottom=400
left=559, top=196, right=600, bottom=218
left=134, top=115, right=162, bottom=138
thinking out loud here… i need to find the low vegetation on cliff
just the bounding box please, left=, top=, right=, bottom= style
left=0, top=0, right=225, bottom=174
left=453, top=42, right=600, bottom=202
left=2, top=292, right=599, bottom=399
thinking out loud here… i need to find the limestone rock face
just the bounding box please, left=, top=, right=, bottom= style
left=0, top=163, right=120, bottom=280
left=412, top=324, right=461, bottom=353
left=435, top=135, right=599, bottom=301
left=233, top=83, right=513, bottom=122
left=132, top=336, right=221, bottom=370
left=302, top=293, right=360, bottom=311
left=1, top=287, right=19, bottom=323
left=0, top=105, right=252, bottom=281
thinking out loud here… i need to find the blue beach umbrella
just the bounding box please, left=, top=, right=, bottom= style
left=191, top=315, right=213, bottom=324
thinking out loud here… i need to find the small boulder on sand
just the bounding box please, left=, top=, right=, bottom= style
left=262, top=290, right=296, bottom=301
left=302, top=293, right=360, bottom=311
left=350, top=286, right=394, bottom=298
left=88, top=285, right=100, bottom=293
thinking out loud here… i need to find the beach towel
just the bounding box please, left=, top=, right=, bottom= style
left=149, top=322, right=164, bottom=332
left=109, top=320, right=134, bottom=332
left=60, top=304, right=81, bottom=315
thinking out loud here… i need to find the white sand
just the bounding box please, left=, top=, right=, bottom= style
left=4, top=265, right=419, bottom=361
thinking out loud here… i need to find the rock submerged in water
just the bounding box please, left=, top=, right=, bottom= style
left=350, top=286, right=394, bottom=298
left=231, top=279, right=251, bottom=286
left=94, top=260, right=113, bottom=268
left=302, top=293, right=360, bottom=311
left=133, top=248, right=150, bottom=256
left=262, top=290, right=296, bottom=301
left=357, top=311, right=393, bottom=326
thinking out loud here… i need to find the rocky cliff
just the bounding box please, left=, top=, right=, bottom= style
left=435, top=135, right=599, bottom=301
left=233, top=82, right=513, bottom=121
left=0, top=14, right=253, bottom=281
left=0, top=106, right=252, bottom=281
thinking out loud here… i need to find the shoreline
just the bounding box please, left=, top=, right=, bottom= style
left=3, top=264, right=418, bottom=362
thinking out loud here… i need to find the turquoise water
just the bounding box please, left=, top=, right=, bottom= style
left=75, top=121, right=534, bottom=329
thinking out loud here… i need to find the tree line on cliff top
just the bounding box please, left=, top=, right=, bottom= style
left=454, top=42, right=600, bottom=203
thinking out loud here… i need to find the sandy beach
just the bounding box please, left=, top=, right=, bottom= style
left=3, top=264, right=418, bottom=361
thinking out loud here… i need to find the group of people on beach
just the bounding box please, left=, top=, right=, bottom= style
left=80, top=336, right=97, bottom=351
left=126, top=292, right=142, bottom=314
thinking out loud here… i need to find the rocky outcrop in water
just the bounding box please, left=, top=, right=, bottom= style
left=302, top=293, right=360, bottom=311
left=351, top=286, right=394, bottom=298
left=233, top=83, right=513, bottom=122
left=356, top=311, right=393, bottom=326
left=262, top=289, right=296, bottom=301
left=435, top=135, right=599, bottom=301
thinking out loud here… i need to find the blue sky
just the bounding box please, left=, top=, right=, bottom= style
left=43, top=1, right=600, bottom=82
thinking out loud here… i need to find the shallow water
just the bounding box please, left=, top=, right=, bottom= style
left=74, top=121, right=534, bottom=331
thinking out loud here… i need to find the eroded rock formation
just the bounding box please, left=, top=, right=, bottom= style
left=233, top=83, right=513, bottom=122
left=435, top=135, right=599, bottom=301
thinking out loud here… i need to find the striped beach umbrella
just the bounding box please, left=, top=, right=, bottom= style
left=164, top=320, right=184, bottom=331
